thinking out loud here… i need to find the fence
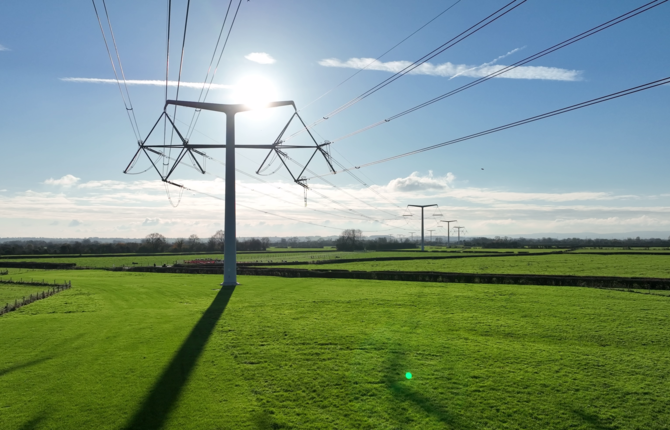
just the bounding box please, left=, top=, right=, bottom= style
left=0, top=261, right=76, bottom=269
left=0, top=281, right=72, bottom=316
left=0, top=278, right=71, bottom=287
left=108, top=265, right=670, bottom=291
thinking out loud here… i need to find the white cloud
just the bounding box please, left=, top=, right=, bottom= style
left=383, top=172, right=632, bottom=203
left=449, top=47, right=523, bottom=80
left=142, top=218, right=160, bottom=226
left=387, top=171, right=454, bottom=192
left=60, top=78, right=232, bottom=90
left=244, top=52, right=276, bottom=64
left=318, top=57, right=581, bottom=81
left=1, top=173, right=669, bottom=238
left=0, top=44, right=9, bottom=52
left=44, top=174, right=80, bottom=187
left=0, top=189, right=6, bottom=192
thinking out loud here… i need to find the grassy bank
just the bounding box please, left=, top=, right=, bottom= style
left=279, top=253, right=670, bottom=278
left=1, top=269, right=669, bottom=428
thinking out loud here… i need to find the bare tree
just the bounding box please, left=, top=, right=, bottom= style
left=187, top=234, right=200, bottom=250
left=261, top=237, right=270, bottom=250
left=143, top=233, right=167, bottom=253
left=336, top=229, right=362, bottom=251
left=173, top=238, right=185, bottom=252
left=210, top=230, right=225, bottom=251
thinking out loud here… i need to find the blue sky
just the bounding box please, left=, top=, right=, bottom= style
left=1, top=0, right=669, bottom=239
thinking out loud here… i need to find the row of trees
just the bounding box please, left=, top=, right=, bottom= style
left=335, top=229, right=418, bottom=251
left=0, top=231, right=272, bottom=255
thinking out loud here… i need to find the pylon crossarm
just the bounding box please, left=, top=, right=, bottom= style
left=255, top=111, right=297, bottom=176
left=187, top=149, right=206, bottom=174
left=276, top=149, right=300, bottom=183
left=141, top=146, right=168, bottom=181
left=295, top=148, right=320, bottom=181
left=164, top=148, right=189, bottom=181
left=123, top=147, right=143, bottom=174
left=256, top=147, right=277, bottom=174
left=124, top=111, right=166, bottom=174
left=317, top=141, right=336, bottom=174
left=163, top=111, right=190, bottom=146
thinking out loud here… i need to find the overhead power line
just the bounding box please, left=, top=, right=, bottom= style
left=186, top=0, right=243, bottom=140
left=91, top=0, right=142, bottom=141
left=330, top=0, right=668, bottom=143
left=173, top=117, right=408, bottom=223
left=151, top=140, right=410, bottom=228
left=168, top=0, right=192, bottom=148
left=173, top=182, right=400, bottom=233
left=293, top=0, right=526, bottom=137
left=307, top=76, right=670, bottom=178
left=299, top=0, right=464, bottom=112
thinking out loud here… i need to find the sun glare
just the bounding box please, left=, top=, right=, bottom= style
left=233, top=75, right=278, bottom=109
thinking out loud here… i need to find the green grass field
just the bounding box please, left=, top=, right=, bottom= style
left=0, top=251, right=343, bottom=268
left=282, top=253, right=670, bottom=278
left=1, top=268, right=669, bottom=429
left=0, top=250, right=510, bottom=268
left=0, top=283, right=52, bottom=305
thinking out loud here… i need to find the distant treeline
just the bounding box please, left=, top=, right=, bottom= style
left=0, top=232, right=270, bottom=256
left=465, top=236, right=670, bottom=248
left=4, top=233, right=668, bottom=256
left=335, top=230, right=418, bottom=251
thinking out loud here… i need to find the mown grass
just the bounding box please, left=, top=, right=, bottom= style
left=282, top=253, right=670, bottom=278
left=0, top=250, right=508, bottom=268
left=0, top=284, right=52, bottom=305
left=0, top=251, right=342, bottom=268
left=570, top=248, right=670, bottom=253
left=1, top=269, right=670, bottom=429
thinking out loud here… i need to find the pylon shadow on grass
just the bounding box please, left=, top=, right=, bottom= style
left=383, top=349, right=472, bottom=429
left=124, top=286, right=236, bottom=430
left=0, top=357, right=52, bottom=378
left=17, top=414, right=45, bottom=430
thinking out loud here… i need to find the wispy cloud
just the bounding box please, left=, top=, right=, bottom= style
left=381, top=172, right=634, bottom=203
left=44, top=174, right=80, bottom=187
left=0, top=44, right=9, bottom=51
left=60, top=78, right=232, bottom=90
left=244, top=52, right=276, bottom=64
left=142, top=218, right=160, bottom=226
left=319, top=57, right=581, bottom=81
left=1, top=173, right=669, bottom=238
left=449, top=47, right=523, bottom=80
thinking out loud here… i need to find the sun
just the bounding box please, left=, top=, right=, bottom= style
left=232, top=75, right=278, bottom=109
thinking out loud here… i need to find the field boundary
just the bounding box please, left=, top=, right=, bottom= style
left=1, top=281, right=72, bottom=316
left=109, top=265, right=670, bottom=290
left=223, top=250, right=567, bottom=266
left=0, top=249, right=338, bottom=260
left=0, top=261, right=76, bottom=269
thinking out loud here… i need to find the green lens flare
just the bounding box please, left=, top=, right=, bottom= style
left=405, top=372, right=412, bottom=380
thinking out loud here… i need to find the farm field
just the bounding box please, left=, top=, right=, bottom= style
left=570, top=248, right=670, bottom=253
left=279, top=253, right=670, bottom=278
left=0, top=251, right=342, bottom=268
left=0, top=283, right=51, bottom=305
left=0, top=250, right=511, bottom=268
left=1, top=269, right=670, bottom=429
